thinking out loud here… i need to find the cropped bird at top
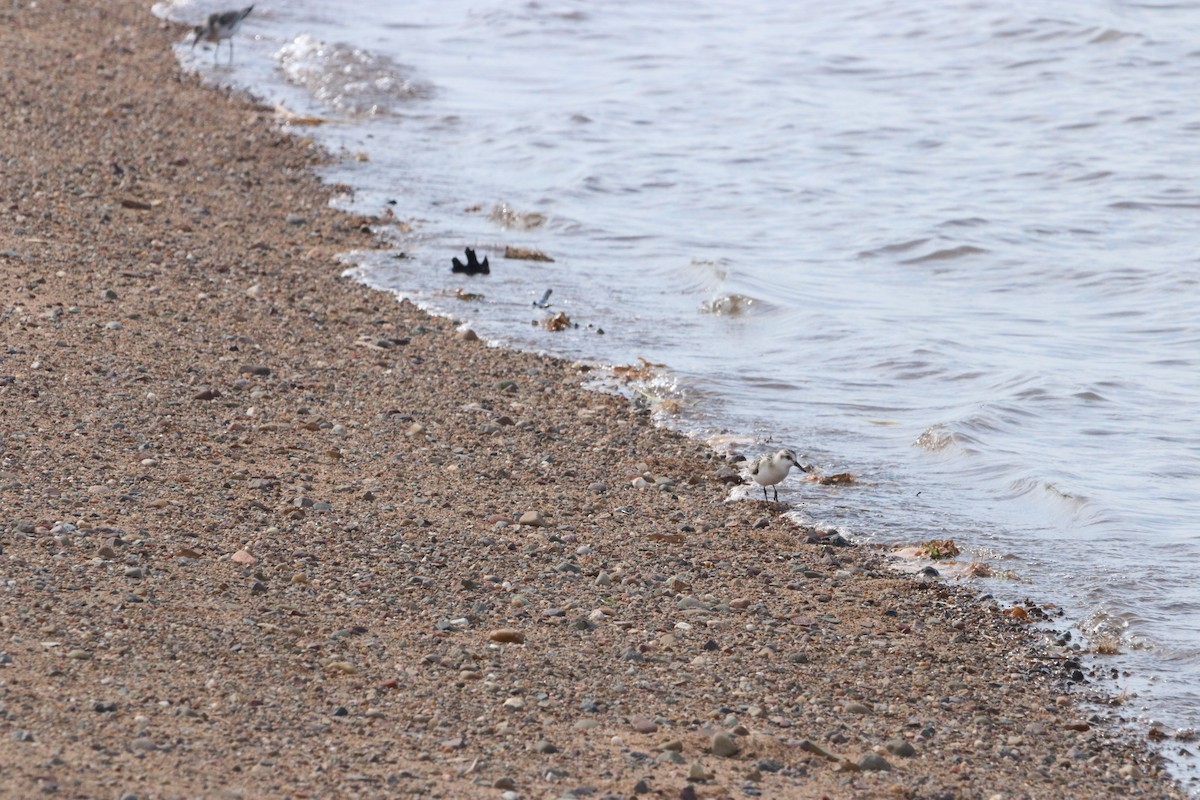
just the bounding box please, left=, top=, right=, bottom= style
left=747, top=448, right=811, bottom=502
left=192, top=6, right=254, bottom=65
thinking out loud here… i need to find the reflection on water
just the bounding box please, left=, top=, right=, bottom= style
left=158, top=0, right=1200, bottom=787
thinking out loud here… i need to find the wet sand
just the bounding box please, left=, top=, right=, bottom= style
left=0, top=2, right=1185, bottom=798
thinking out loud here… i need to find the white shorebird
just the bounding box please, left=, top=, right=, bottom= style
left=747, top=448, right=811, bottom=502
left=192, top=6, right=254, bottom=65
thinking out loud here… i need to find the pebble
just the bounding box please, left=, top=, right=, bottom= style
left=845, top=702, right=873, bottom=715
left=130, top=737, right=157, bottom=752
left=518, top=510, right=547, bottom=527
left=493, top=777, right=516, bottom=790
left=595, top=571, right=613, bottom=588
left=12, top=729, right=34, bottom=742
left=489, top=628, right=526, bottom=643
left=858, top=753, right=892, bottom=771
left=885, top=739, right=916, bottom=757
left=688, top=762, right=709, bottom=781
left=711, top=733, right=740, bottom=757
left=67, top=649, right=91, bottom=660
left=533, top=740, right=558, bottom=754
left=629, top=715, right=659, bottom=734
left=658, top=739, right=683, bottom=752
left=123, top=567, right=145, bottom=579
left=231, top=549, right=256, bottom=565
left=680, top=787, right=697, bottom=800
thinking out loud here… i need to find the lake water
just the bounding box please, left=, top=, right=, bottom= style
left=156, top=0, right=1200, bottom=785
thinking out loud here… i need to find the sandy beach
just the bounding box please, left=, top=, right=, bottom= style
left=0, top=2, right=1186, bottom=798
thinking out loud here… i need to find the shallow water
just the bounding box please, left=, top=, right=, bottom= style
left=157, top=0, right=1200, bottom=785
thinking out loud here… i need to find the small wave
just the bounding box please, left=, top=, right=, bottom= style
left=1089, top=28, right=1140, bottom=45
left=856, top=238, right=930, bottom=258
left=488, top=203, right=547, bottom=230
left=914, top=426, right=953, bottom=452
left=901, top=245, right=988, bottom=264
left=699, top=294, right=768, bottom=316
left=274, top=35, right=431, bottom=116
left=938, top=217, right=989, bottom=228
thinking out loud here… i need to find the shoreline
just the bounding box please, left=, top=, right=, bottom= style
left=0, top=2, right=1185, bottom=798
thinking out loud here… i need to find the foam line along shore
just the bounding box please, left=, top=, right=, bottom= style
left=0, top=1, right=1186, bottom=797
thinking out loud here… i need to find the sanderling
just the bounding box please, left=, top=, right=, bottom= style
left=192, top=5, right=254, bottom=65
left=747, top=448, right=811, bottom=502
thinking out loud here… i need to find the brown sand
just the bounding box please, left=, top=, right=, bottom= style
left=0, top=2, right=1185, bottom=798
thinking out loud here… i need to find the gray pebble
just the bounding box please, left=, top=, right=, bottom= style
left=885, top=739, right=916, bottom=757
left=533, top=740, right=558, bottom=754
left=12, top=729, right=34, bottom=742
left=858, top=753, right=892, bottom=771
left=629, top=715, right=658, bottom=734
left=711, top=732, right=740, bottom=758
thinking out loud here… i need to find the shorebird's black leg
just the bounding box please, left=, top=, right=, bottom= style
left=772, top=486, right=779, bottom=502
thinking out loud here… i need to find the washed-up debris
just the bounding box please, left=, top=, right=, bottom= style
left=505, top=245, right=554, bottom=262
left=915, top=539, right=960, bottom=560
left=612, top=357, right=665, bottom=382
left=451, top=247, right=489, bottom=275
left=542, top=312, right=574, bottom=331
